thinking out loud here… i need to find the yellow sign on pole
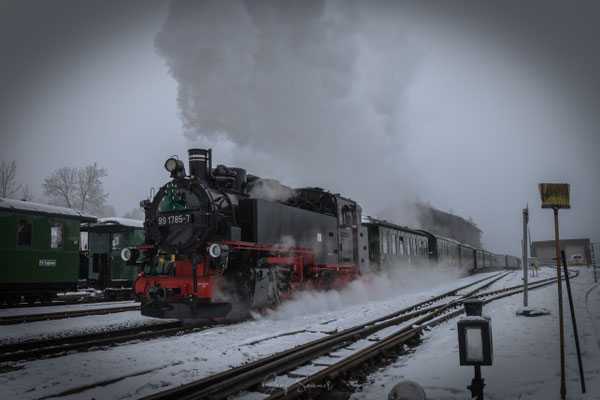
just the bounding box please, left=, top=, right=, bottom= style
left=538, top=183, right=570, bottom=209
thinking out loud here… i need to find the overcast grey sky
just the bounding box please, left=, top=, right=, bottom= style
left=1, top=0, right=599, bottom=256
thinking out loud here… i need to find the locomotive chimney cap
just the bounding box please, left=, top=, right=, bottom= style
left=188, top=148, right=212, bottom=180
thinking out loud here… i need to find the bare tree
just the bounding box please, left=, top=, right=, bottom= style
left=0, top=159, right=21, bottom=198
left=20, top=184, right=35, bottom=202
left=43, top=167, right=77, bottom=208
left=43, top=163, right=108, bottom=214
left=97, top=204, right=117, bottom=218
left=76, top=163, right=108, bottom=214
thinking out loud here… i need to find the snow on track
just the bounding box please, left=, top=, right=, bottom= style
left=351, top=267, right=600, bottom=400
left=0, top=268, right=527, bottom=400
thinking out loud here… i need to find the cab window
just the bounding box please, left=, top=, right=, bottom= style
left=112, top=233, right=122, bottom=250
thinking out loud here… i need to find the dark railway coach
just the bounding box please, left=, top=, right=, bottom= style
left=0, top=198, right=95, bottom=305
left=363, top=217, right=429, bottom=271
left=81, top=218, right=144, bottom=298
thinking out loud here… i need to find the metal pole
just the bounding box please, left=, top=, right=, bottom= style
left=554, top=207, right=566, bottom=399
left=561, top=250, right=586, bottom=393
left=468, top=365, right=484, bottom=400
left=523, top=207, right=528, bottom=306
left=593, top=242, right=598, bottom=283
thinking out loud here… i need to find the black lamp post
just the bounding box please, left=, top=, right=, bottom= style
left=458, top=299, right=493, bottom=400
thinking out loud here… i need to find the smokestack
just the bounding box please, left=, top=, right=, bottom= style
left=188, top=148, right=212, bottom=180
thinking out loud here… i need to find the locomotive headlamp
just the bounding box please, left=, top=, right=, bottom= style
left=165, top=157, right=186, bottom=178
left=165, top=158, right=179, bottom=172
left=121, top=247, right=139, bottom=264
left=209, top=243, right=229, bottom=259
left=209, top=243, right=222, bottom=258
left=121, top=248, right=132, bottom=262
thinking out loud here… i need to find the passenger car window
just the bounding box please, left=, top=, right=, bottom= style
left=18, top=219, right=32, bottom=247
left=382, top=233, right=388, bottom=254
left=51, top=222, right=63, bottom=249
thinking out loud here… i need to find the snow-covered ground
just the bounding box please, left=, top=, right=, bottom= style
left=0, top=300, right=136, bottom=318
left=351, top=266, right=600, bottom=400
left=0, top=266, right=597, bottom=399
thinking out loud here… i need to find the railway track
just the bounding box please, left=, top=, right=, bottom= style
left=37, top=271, right=571, bottom=400
left=0, top=274, right=507, bottom=366
left=35, top=272, right=509, bottom=399
left=0, top=304, right=140, bottom=325
left=138, top=271, right=573, bottom=400
left=0, top=321, right=207, bottom=363
left=0, top=296, right=128, bottom=310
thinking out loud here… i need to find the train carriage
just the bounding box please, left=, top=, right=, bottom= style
left=474, top=248, right=485, bottom=270
left=0, top=198, right=95, bottom=305
left=81, top=218, right=144, bottom=298
left=363, top=217, right=429, bottom=271
left=505, top=255, right=521, bottom=269
left=459, top=244, right=475, bottom=270
left=483, top=251, right=492, bottom=268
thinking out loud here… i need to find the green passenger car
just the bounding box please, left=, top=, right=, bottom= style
left=363, top=217, right=430, bottom=272
left=0, top=198, right=96, bottom=305
left=81, top=218, right=144, bottom=298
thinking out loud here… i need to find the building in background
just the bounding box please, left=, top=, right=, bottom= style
left=531, top=238, right=591, bottom=265
left=375, top=201, right=483, bottom=249
left=413, top=202, right=482, bottom=248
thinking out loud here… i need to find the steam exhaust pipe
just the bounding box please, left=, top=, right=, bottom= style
left=188, top=148, right=212, bottom=180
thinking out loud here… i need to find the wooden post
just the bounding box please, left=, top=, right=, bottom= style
left=554, top=207, right=566, bottom=399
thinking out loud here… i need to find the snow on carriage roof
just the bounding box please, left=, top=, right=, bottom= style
left=0, top=197, right=96, bottom=221
left=96, top=217, right=144, bottom=228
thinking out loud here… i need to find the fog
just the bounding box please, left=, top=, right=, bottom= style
left=1, top=0, right=599, bottom=256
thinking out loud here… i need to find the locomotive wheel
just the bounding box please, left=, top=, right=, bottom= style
left=40, top=294, right=53, bottom=305
left=223, top=274, right=254, bottom=322
left=24, top=296, right=37, bottom=305
left=316, top=273, right=335, bottom=291
left=223, top=301, right=252, bottom=323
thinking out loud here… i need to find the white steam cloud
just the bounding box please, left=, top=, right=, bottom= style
left=247, top=179, right=294, bottom=202
left=155, top=0, right=423, bottom=212
left=265, top=263, right=464, bottom=321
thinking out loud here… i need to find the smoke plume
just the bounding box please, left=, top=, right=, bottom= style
left=155, top=0, right=423, bottom=213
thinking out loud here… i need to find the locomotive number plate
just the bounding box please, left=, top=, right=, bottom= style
left=157, top=213, right=192, bottom=225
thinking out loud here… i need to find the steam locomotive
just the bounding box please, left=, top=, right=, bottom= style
left=124, top=149, right=369, bottom=320
left=124, top=148, right=519, bottom=321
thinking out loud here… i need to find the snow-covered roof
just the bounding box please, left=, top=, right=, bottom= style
left=0, top=198, right=96, bottom=221
left=96, top=217, right=144, bottom=228
left=362, top=215, right=425, bottom=235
